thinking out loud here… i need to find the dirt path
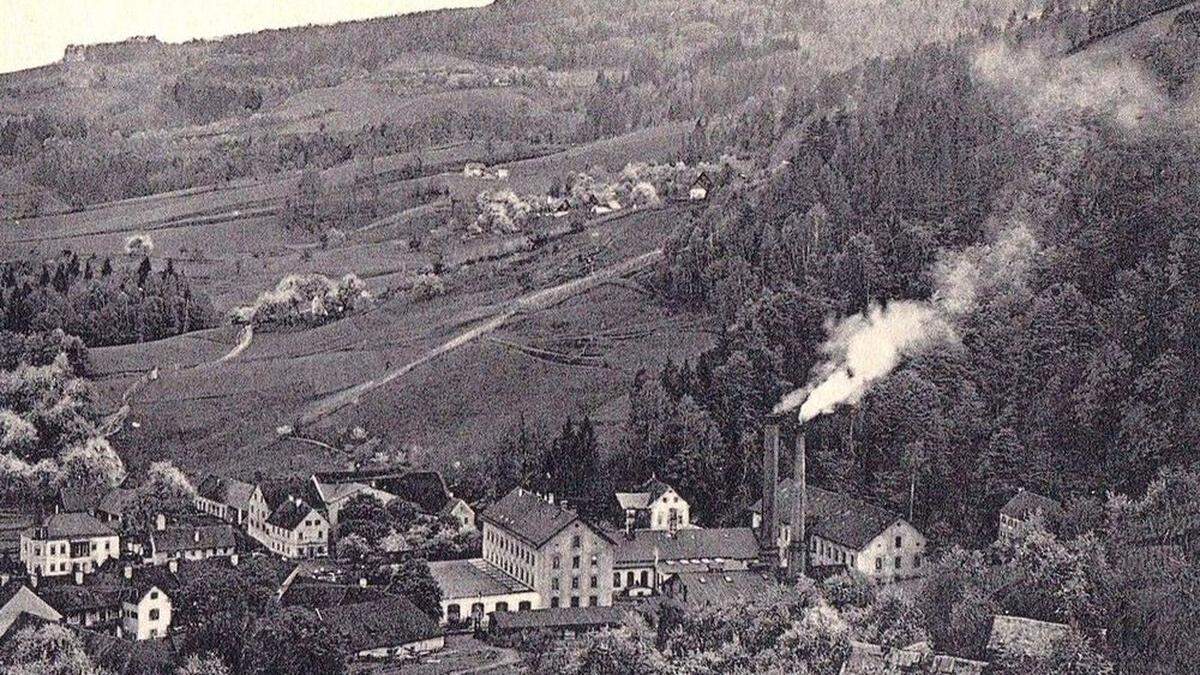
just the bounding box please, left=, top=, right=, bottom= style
left=215, top=325, right=254, bottom=365
left=292, top=248, right=663, bottom=428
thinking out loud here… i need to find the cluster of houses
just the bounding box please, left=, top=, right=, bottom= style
left=0, top=465, right=475, bottom=669
left=0, top=429, right=1071, bottom=671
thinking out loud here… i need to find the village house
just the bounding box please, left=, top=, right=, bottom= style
left=38, top=564, right=174, bottom=641
left=614, top=477, right=691, bottom=532
left=20, top=513, right=120, bottom=578
left=998, top=489, right=1063, bottom=542
left=0, top=578, right=62, bottom=641
left=95, top=489, right=135, bottom=527
left=307, top=475, right=397, bottom=529
left=322, top=594, right=444, bottom=663
left=248, top=494, right=329, bottom=559
left=427, top=558, right=539, bottom=627
left=611, top=527, right=761, bottom=599
left=194, top=475, right=260, bottom=527
left=752, top=484, right=929, bottom=584
left=489, top=605, right=628, bottom=640
left=311, top=468, right=476, bottom=531
left=145, top=518, right=237, bottom=564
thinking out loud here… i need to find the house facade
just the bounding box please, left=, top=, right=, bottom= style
left=615, top=478, right=691, bottom=532
left=20, top=513, right=120, bottom=578
left=611, top=527, right=761, bottom=598
left=195, top=475, right=259, bottom=526
left=481, top=488, right=616, bottom=611
left=146, top=524, right=237, bottom=564
left=752, top=484, right=928, bottom=584
left=250, top=496, right=329, bottom=559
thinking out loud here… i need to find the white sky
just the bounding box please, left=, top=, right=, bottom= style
left=0, top=0, right=492, bottom=74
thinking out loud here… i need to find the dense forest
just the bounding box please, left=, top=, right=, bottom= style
left=0, top=251, right=216, bottom=347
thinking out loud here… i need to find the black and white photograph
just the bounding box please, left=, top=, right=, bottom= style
left=0, top=0, right=1197, bottom=672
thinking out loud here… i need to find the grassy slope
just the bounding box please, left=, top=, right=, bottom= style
left=38, top=123, right=710, bottom=477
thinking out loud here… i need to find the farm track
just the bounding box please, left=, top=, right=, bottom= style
left=289, top=248, right=663, bottom=429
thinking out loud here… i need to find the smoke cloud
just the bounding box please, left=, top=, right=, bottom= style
left=775, top=223, right=1038, bottom=422
left=971, top=41, right=1168, bottom=129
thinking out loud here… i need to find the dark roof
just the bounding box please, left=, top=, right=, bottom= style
left=280, top=578, right=389, bottom=609
left=666, top=570, right=781, bottom=607
left=320, top=594, right=440, bottom=653
left=375, top=471, right=452, bottom=514
left=999, top=490, right=1063, bottom=521
left=195, top=475, right=258, bottom=512
left=0, top=511, right=37, bottom=555
left=843, top=640, right=988, bottom=675
left=482, top=488, right=599, bottom=547
left=267, top=498, right=320, bottom=530
left=56, top=488, right=103, bottom=514
left=96, top=489, right=136, bottom=517
left=151, top=524, right=237, bottom=555
left=613, top=528, right=760, bottom=565
left=37, top=584, right=127, bottom=613
left=26, top=513, right=116, bottom=540
left=752, top=484, right=906, bottom=550
left=986, top=615, right=1070, bottom=659
left=490, top=606, right=627, bottom=632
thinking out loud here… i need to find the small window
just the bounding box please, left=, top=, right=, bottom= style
left=571, top=576, right=579, bottom=590
left=552, top=578, right=560, bottom=590
left=588, top=595, right=598, bottom=606
left=552, top=555, right=561, bottom=569
left=590, top=575, right=598, bottom=588
left=570, top=596, right=580, bottom=607
left=149, top=609, right=160, bottom=621
left=572, top=556, right=580, bottom=569
left=613, top=572, right=621, bottom=587
left=894, top=556, right=902, bottom=569
left=150, top=591, right=158, bottom=600
left=875, top=557, right=882, bottom=571
left=895, top=536, right=902, bottom=548
left=914, top=555, right=922, bottom=568
left=518, top=601, right=531, bottom=611
left=572, top=535, right=581, bottom=548
left=496, top=601, right=508, bottom=612
left=550, top=597, right=560, bottom=608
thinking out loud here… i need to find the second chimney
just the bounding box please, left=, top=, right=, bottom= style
left=787, top=429, right=807, bottom=581
left=760, top=421, right=780, bottom=565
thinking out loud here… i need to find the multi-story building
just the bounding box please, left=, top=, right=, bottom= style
left=310, top=468, right=476, bottom=532
left=20, top=513, right=120, bottom=578
left=248, top=494, right=329, bottom=559
left=481, top=488, right=616, bottom=610
left=38, top=564, right=173, bottom=640
left=615, top=477, right=691, bottom=532
left=751, top=484, right=928, bottom=584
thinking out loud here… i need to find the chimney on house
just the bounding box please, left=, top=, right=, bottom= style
left=193, top=529, right=201, bottom=543
left=787, top=428, right=807, bottom=582
left=230, top=553, right=240, bottom=567
left=123, top=565, right=132, bottom=580
left=168, top=559, right=178, bottom=574
left=28, top=574, right=38, bottom=588
left=155, top=513, right=166, bottom=531
left=358, top=577, right=368, bottom=588
left=74, top=568, right=84, bottom=585
left=760, top=418, right=781, bottom=566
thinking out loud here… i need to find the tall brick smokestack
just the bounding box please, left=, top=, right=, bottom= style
left=760, top=421, right=780, bottom=565
left=788, top=428, right=807, bottom=581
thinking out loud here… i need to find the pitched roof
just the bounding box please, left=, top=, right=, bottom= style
left=1000, top=490, right=1063, bottom=521
left=986, top=614, right=1071, bottom=659
left=615, top=477, right=677, bottom=511
left=26, top=512, right=116, bottom=540
left=481, top=488, right=590, bottom=547
left=196, top=475, right=258, bottom=512
left=150, top=524, right=237, bottom=555
left=752, top=484, right=906, bottom=550
left=56, top=488, right=102, bottom=514
left=375, top=471, right=452, bottom=514
left=320, top=594, right=440, bottom=653
left=0, top=581, right=62, bottom=639
left=667, top=569, right=780, bottom=607
left=311, top=478, right=370, bottom=505
left=428, top=559, right=532, bottom=600
left=490, top=606, right=627, bottom=631
left=842, top=640, right=988, bottom=675
left=267, top=498, right=320, bottom=530
left=280, top=578, right=389, bottom=609
left=613, top=527, right=760, bottom=565
left=96, top=488, right=135, bottom=517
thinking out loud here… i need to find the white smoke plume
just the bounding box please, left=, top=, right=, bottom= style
left=972, top=41, right=1168, bottom=130
left=775, top=223, right=1038, bottom=422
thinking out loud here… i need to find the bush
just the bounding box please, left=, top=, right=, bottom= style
left=411, top=273, right=447, bottom=302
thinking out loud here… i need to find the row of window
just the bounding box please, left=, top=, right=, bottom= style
left=549, top=595, right=599, bottom=608
left=549, top=574, right=600, bottom=591
left=613, top=569, right=652, bottom=588
left=873, top=554, right=922, bottom=571
left=551, top=553, right=597, bottom=570
left=445, top=599, right=533, bottom=622
left=29, top=539, right=112, bottom=558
